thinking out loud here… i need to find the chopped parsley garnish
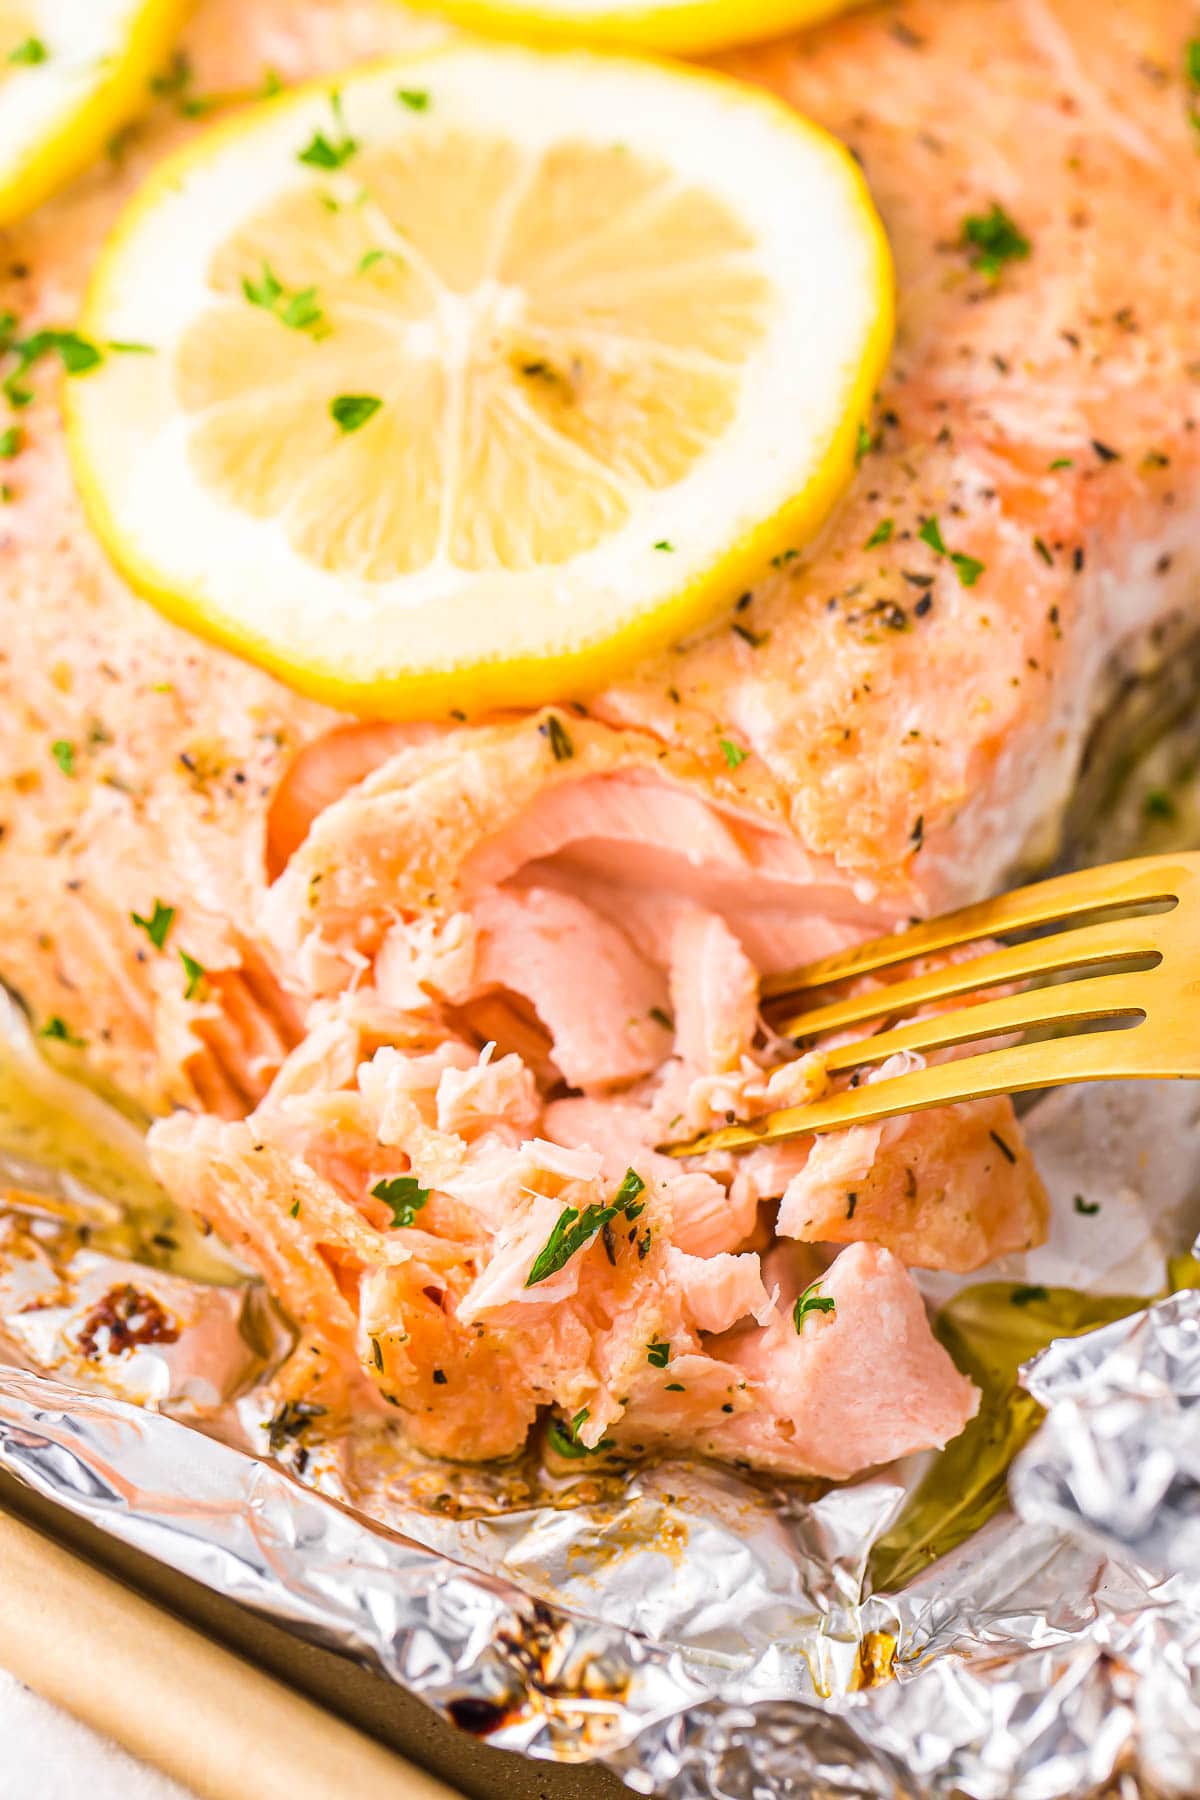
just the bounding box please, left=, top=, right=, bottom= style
left=614, top=1167, right=646, bottom=1214
left=357, top=248, right=386, bottom=273
left=45, top=331, right=102, bottom=374
left=298, top=93, right=357, bottom=169
left=1074, top=1194, right=1101, bottom=1216
left=50, top=738, right=74, bottom=775
left=131, top=900, right=175, bottom=950
left=242, top=265, right=281, bottom=308
left=372, top=1174, right=431, bottom=1228
left=918, top=514, right=985, bottom=586
left=527, top=1204, right=618, bottom=1285
left=654, top=539, right=674, bottom=551
left=330, top=393, right=382, bottom=433
left=1032, top=536, right=1053, bottom=565
left=864, top=517, right=893, bottom=549
left=396, top=88, right=430, bottom=111
left=1144, top=790, right=1176, bottom=822
left=289, top=1199, right=300, bottom=1218
left=664, top=1382, right=685, bottom=1392
left=1187, top=37, right=1200, bottom=88
left=854, top=420, right=873, bottom=465
left=279, top=289, right=324, bottom=332
left=1010, top=1284, right=1049, bottom=1307
left=1048, top=457, right=1074, bottom=470
left=718, top=736, right=748, bottom=770
left=540, top=714, right=574, bottom=761
left=8, top=36, right=48, bottom=64
left=917, top=516, right=947, bottom=556
left=548, top=1407, right=613, bottom=1457
left=107, top=340, right=156, bottom=355
left=0, top=426, right=20, bottom=458
left=39, top=1015, right=83, bottom=1047
left=646, top=1341, right=670, bottom=1368
left=792, top=1279, right=836, bottom=1332
left=951, top=552, right=985, bottom=587
left=3, top=328, right=103, bottom=410
left=525, top=1168, right=646, bottom=1287
left=961, top=203, right=1030, bottom=279
left=242, top=263, right=326, bottom=335
left=180, top=951, right=206, bottom=1000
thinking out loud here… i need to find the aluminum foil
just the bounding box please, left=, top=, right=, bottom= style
left=2, top=1059, right=1200, bottom=1799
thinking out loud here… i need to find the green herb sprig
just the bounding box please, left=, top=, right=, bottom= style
left=131, top=900, right=175, bottom=950
left=372, top=1174, right=432, bottom=1228
left=792, top=1279, right=836, bottom=1332
left=961, top=203, right=1030, bottom=280
left=526, top=1169, right=646, bottom=1287
left=548, top=1407, right=614, bottom=1457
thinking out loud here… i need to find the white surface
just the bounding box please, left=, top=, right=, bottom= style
left=0, top=1667, right=193, bottom=1800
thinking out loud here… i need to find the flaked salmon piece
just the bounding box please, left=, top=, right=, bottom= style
left=149, top=1112, right=393, bottom=1426
left=150, top=1045, right=978, bottom=1475
left=468, top=886, right=672, bottom=1089
left=374, top=912, right=477, bottom=1013
left=776, top=1094, right=1049, bottom=1272
left=543, top=1096, right=758, bottom=1258
left=705, top=1242, right=980, bottom=1480
left=667, top=908, right=760, bottom=1076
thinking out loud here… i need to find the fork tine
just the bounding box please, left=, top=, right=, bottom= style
left=771, top=915, right=1164, bottom=1044
left=760, top=854, right=1184, bottom=1005
left=663, top=1027, right=1150, bottom=1158
left=814, top=969, right=1147, bottom=1076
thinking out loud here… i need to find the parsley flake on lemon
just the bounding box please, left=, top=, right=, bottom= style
left=66, top=45, right=892, bottom=717
left=0, top=0, right=185, bottom=227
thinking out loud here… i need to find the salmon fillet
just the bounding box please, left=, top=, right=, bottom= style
left=2, top=0, right=1195, bottom=1476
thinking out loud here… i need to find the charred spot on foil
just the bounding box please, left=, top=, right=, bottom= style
left=75, top=1284, right=180, bottom=1360
left=446, top=1696, right=514, bottom=1735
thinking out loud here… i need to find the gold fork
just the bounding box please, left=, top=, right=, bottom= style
left=663, top=853, right=1200, bottom=1158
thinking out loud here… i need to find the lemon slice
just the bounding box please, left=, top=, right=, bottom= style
left=0, top=0, right=184, bottom=227
left=67, top=46, right=892, bottom=718
left=403, top=0, right=861, bottom=55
